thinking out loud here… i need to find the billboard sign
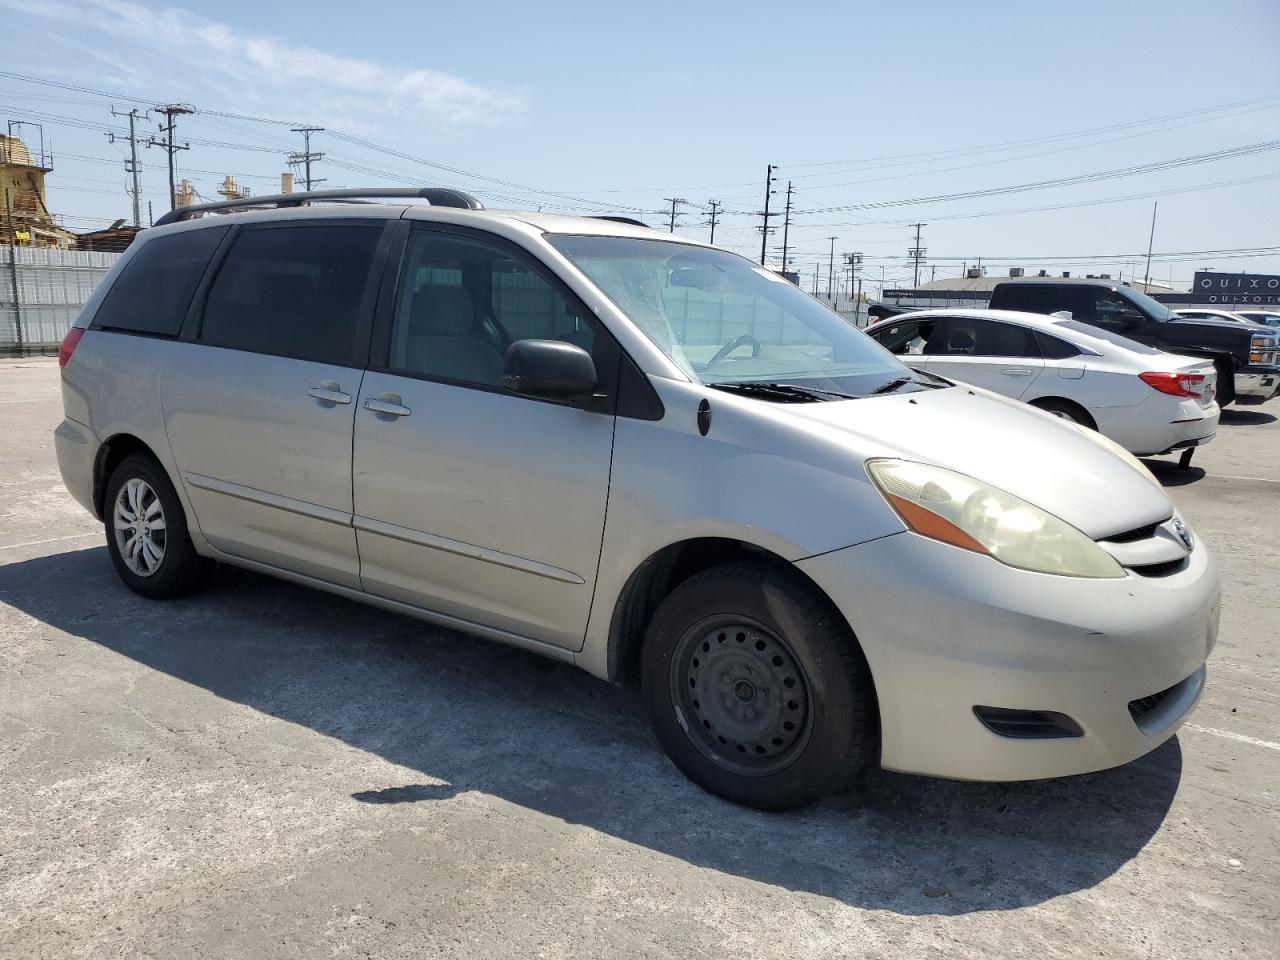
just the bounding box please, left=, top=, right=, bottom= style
left=1190, top=271, right=1280, bottom=305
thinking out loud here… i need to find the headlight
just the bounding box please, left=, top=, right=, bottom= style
left=867, top=459, right=1125, bottom=579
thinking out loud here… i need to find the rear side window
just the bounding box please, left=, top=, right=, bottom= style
left=200, top=223, right=383, bottom=366
left=92, top=227, right=227, bottom=337
left=925, top=317, right=1040, bottom=358
left=993, top=284, right=1067, bottom=315
left=1035, top=331, right=1080, bottom=359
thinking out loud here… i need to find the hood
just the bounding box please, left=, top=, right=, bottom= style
left=1170, top=315, right=1273, bottom=335
left=780, top=386, right=1172, bottom=540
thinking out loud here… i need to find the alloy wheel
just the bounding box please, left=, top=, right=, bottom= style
left=113, top=477, right=166, bottom=577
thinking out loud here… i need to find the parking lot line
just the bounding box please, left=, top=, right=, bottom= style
left=1204, top=473, right=1280, bottom=484
left=1186, top=724, right=1280, bottom=752
left=0, top=532, right=101, bottom=552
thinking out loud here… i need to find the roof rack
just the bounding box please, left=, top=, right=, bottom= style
left=154, top=187, right=484, bottom=227
left=591, top=215, right=650, bottom=228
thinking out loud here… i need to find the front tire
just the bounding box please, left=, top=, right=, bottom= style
left=104, top=453, right=211, bottom=598
left=641, top=562, right=877, bottom=811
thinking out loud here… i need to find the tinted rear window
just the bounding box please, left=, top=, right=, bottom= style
left=992, top=284, right=1066, bottom=315
left=1055, top=321, right=1163, bottom=354
left=92, top=227, right=227, bottom=337
left=926, top=316, right=1040, bottom=358
left=1035, top=331, right=1080, bottom=359
left=200, top=223, right=383, bottom=366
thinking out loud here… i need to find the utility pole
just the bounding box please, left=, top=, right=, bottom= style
left=826, top=236, right=837, bottom=304
left=845, top=251, right=862, bottom=309
left=1143, top=201, right=1159, bottom=290
left=812, top=264, right=819, bottom=296
left=289, top=126, right=326, bottom=192
left=663, top=197, right=686, bottom=233
left=909, top=222, right=927, bottom=288
left=108, top=107, right=147, bottom=227
left=4, top=186, right=22, bottom=354
left=780, top=181, right=794, bottom=274
left=147, top=104, right=193, bottom=210
left=758, top=163, right=778, bottom=265
left=704, top=199, right=722, bottom=244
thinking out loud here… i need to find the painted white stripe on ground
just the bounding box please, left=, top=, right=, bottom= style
left=1186, top=723, right=1280, bottom=752
left=1204, top=473, right=1280, bottom=483
left=0, top=532, right=101, bottom=551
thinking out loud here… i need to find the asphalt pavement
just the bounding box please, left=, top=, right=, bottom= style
left=1, top=357, right=1276, bottom=959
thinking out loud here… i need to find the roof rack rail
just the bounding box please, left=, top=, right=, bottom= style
left=154, top=187, right=483, bottom=227
left=591, top=215, right=650, bottom=228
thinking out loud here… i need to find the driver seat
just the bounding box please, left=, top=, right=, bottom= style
left=404, top=285, right=503, bottom=385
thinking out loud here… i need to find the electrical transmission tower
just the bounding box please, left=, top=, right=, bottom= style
left=703, top=200, right=722, bottom=244
left=757, top=164, right=778, bottom=265
left=108, top=107, right=148, bottom=227
left=663, top=197, right=687, bottom=233
left=909, top=222, right=928, bottom=288
left=289, top=126, right=326, bottom=191
left=146, top=104, right=194, bottom=211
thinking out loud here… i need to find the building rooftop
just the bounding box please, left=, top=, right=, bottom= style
left=897, top=273, right=1174, bottom=294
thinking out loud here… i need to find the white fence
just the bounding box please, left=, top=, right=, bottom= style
left=1, top=246, right=120, bottom=352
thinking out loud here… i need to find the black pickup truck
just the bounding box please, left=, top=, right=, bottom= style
left=987, top=279, right=1280, bottom=405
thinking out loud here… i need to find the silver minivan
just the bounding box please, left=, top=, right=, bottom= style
left=55, top=188, right=1219, bottom=810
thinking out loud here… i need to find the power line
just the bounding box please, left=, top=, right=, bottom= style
left=788, top=140, right=1280, bottom=216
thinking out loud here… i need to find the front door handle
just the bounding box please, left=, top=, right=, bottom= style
left=363, top=394, right=412, bottom=418
left=1001, top=367, right=1034, bottom=377
left=308, top=381, right=352, bottom=404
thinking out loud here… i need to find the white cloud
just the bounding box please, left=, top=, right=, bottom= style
left=1, top=0, right=527, bottom=126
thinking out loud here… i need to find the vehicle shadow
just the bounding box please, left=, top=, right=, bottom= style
left=1220, top=408, right=1276, bottom=426
left=1141, top=458, right=1206, bottom=487
left=0, top=547, right=1183, bottom=917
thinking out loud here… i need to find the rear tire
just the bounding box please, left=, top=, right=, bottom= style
left=641, top=562, right=877, bottom=811
left=104, top=453, right=211, bottom=599
left=1031, top=397, right=1097, bottom=430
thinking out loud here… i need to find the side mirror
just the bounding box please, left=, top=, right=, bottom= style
left=503, top=339, right=597, bottom=401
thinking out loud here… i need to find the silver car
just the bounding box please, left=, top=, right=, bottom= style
left=54, top=188, right=1220, bottom=810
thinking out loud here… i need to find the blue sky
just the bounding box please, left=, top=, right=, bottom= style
left=2, top=0, right=1278, bottom=295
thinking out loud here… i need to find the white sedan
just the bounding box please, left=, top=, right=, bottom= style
left=865, top=308, right=1219, bottom=465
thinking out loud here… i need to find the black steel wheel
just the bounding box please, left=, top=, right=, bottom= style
left=642, top=562, right=877, bottom=811
left=670, top=617, right=812, bottom=777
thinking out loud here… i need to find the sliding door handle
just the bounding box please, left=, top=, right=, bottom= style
left=308, top=382, right=352, bottom=404
left=363, top=396, right=412, bottom=418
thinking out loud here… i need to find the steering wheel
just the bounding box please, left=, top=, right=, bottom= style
left=707, top=334, right=761, bottom=366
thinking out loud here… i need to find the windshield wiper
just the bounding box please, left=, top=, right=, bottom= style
left=870, top=376, right=915, bottom=395
left=709, top=381, right=860, bottom=402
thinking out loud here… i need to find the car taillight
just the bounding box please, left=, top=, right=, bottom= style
left=1139, top=371, right=1205, bottom=398
left=58, top=327, right=84, bottom=368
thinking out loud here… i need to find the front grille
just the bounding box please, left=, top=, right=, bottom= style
left=1129, top=558, right=1189, bottom=578
left=1128, top=682, right=1179, bottom=721
left=1103, top=520, right=1166, bottom=544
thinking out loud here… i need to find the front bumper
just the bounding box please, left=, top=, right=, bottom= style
left=1235, top=366, right=1279, bottom=402
left=797, top=530, right=1219, bottom=781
